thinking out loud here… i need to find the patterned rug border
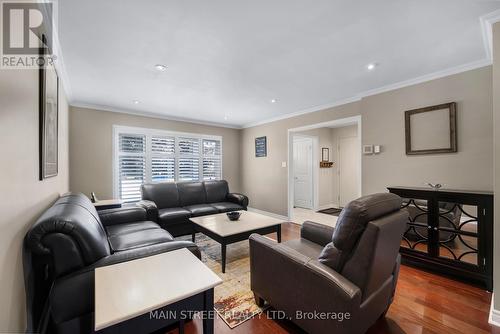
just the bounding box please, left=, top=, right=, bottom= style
left=214, top=304, right=270, bottom=329
left=178, top=233, right=268, bottom=329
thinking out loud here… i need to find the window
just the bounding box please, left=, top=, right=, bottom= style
left=114, top=126, right=222, bottom=202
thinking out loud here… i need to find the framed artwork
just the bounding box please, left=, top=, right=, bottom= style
left=39, top=35, right=59, bottom=180
left=321, top=148, right=329, bottom=162
left=405, top=102, right=457, bottom=155
left=255, top=136, right=267, bottom=157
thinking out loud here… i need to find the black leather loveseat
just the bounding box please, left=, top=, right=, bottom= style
left=137, top=180, right=248, bottom=236
left=23, top=193, right=200, bottom=334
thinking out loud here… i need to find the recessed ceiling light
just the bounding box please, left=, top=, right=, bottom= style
left=367, top=63, right=377, bottom=71
left=270, top=99, right=277, bottom=103
left=133, top=99, right=140, bottom=104
left=154, top=64, right=167, bottom=71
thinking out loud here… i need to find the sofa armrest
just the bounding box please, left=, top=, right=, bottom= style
left=227, top=193, right=249, bottom=208
left=249, top=234, right=361, bottom=312
left=301, top=221, right=334, bottom=247
left=136, top=200, right=159, bottom=222
left=98, top=206, right=148, bottom=226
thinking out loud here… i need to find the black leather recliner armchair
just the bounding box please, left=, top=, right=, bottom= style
left=137, top=180, right=248, bottom=236
left=23, top=193, right=200, bottom=334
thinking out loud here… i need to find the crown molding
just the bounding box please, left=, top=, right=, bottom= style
left=480, top=9, right=500, bottom=60
left=359, top=58, right=491, bottom=98
left=242, top=58, right=491, bottom=128
left=242, top=96, right=361, bottom=128
left=70, top=102, right=242, bottom=129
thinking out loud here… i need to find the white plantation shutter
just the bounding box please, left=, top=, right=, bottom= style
left=202, top=139, right=221, bottom=180
left=178, top=137, right=200, bottom=181
left=151, top=136, right=175, bottom=182
left=118, top=134, right=146, bottom=202
left=114, top=128, right=222, bottom=201
left=178, top=158, right=200, bottom=181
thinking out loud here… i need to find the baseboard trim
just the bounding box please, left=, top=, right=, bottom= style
left=247, top=207, right=289, bottom=221
left=489, top=293, right=500, bottom=327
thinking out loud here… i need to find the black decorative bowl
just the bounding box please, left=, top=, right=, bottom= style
left=226, top=211, right=241, bottom=221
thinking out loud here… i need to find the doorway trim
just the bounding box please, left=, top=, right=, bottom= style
left=292, top=134, right=319, bottom=210
left=287, top=115, right=362, bottom=220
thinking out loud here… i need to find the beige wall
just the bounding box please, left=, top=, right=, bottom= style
left=69, top=107, right=242, bottom=198
left=492, top=22, right=500, bottom=311
left=0, top=70, right=69, bottom=331
left=241, top=66, right=493, bottom=216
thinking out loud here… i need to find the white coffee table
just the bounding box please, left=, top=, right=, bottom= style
left=94, top=248, right=222, bottom=333
left=190, top=211, right=283, bottom=273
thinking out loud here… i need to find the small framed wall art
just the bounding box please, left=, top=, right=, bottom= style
left=255, top=136, right=267, bottom=157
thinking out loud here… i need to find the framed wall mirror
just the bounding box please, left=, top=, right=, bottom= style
left=405, top=102, right=457, bottom=155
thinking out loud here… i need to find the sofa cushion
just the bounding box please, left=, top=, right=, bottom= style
left=319, top=193, right=402, bottom=271
left=108, top=227, right=174, bottom=252
left=141, top=182, right=180, bottom=209
left=106, top=221, right=160, bottom=236
left=183, top=204, right=218, bottom=217
left=158, top=207, right=191, bottom=224
left=211, top=202, right=244, bottom=213
left=204, top=180, right=229, bottom=203
left=178, top=182, right=207, bottom=206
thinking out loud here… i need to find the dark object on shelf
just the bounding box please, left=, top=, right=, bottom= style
left=250, top=193, right=408, bottom=334
left=317, top=207, right=342, bottom=216
left=404, top=102, right=457, bottom=155
left=255, top=136, right=267, bottom=157
left=23, top=193, right=200, bottom=334
left=136, top=180, right=248, bottom=237
left=388, top=186, right=493, bottom=291
left=226, top=211, right=241, bottom=221
left=93, top=199, right=123, bottom=211
left=90, top=192, right=98, bottom=203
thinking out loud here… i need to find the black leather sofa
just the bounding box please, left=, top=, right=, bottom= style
left=23, top=193, right=200, bottom=334
left=137, top=180, right=248, bottom=236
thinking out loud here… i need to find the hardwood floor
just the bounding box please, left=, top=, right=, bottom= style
left=169, top=223, right=497, bottom=334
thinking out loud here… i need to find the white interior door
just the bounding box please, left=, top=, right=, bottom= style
left=293, top=137, right=313, bottom=209
left=339, top=137, right=359, bottom=207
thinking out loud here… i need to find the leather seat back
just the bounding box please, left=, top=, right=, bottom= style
left=178, top=182, right=207, bottom=206
left=141, top=182, right=180, bottom=209
left=204, top=180, right=229, bottom=203
left=318, top=193, right=402, bottom=271
left=341, top=209, right=408, bottom=301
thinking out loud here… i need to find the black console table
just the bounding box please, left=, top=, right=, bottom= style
left=387, top=186, right=493, bottom=290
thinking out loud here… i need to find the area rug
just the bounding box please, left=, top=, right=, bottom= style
left=177, top=234, right=268, bottom=328
left=317, top=207, right=342, bottom=216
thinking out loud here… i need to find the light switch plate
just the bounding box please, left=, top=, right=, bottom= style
left=281, top=161, right=287, bottom=168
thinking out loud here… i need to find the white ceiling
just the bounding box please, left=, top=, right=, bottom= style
left=58, top=0, right=500, bottom=128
